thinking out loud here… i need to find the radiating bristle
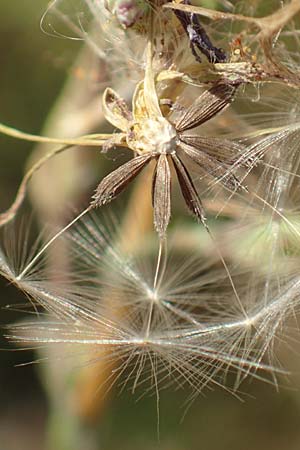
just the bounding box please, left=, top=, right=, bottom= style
left=1, top=208, right=298, bottom=395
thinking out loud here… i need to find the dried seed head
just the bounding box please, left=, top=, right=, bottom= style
left=4, top=212, right=295, bottom=396
left=127, top=117, right=177, bottom=155
left=98, top=81, right=244, bottom=236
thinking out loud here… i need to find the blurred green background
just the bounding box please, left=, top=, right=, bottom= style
left=1, top=1, right=300, bottom=450
left=0, top=2, right=77, bottom=449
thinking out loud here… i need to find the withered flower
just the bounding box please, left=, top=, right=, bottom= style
left=92, top=80, right=243, bottom=237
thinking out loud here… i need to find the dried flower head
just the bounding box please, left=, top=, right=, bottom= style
left=0, top=76, right=247, bottom=244
left=92, top=78, right=245, bottom=237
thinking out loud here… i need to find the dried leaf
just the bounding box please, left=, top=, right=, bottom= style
left=152, top=155, right=171, bottom=238
left=175, top=83, right=236, bottom=132
left=102, top=88, right=132, bottom=132
left=171, top=154, right=206, bottom=225
left=174, top=1, right=226, bottom=63
left=92, top=154, right=152, bottom=207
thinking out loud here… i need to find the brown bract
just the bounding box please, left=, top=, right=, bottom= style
left=92, top=79, right=244, bottom=237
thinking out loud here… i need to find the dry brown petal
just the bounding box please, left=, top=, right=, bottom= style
left=102, top=88, right=132, bottom=132
left=152, top=155, right=172, bottom=238
left=171, top=153, right=206, bottom=225
left=174, top=83, right=236, bottom=132
left=91, top=154, right=152, bottom=207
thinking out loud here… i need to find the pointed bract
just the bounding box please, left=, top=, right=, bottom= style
left=171, top=154, right=206, bottom=225
left=102, top=88, right=132, bottom=132
left=179, top=140, right=243, bottom=191
left=92, top=154, right=152, bottom=207
left=152, top=155, right=172, bottom=238
left=175, top=83, right=236, bottom=132
left=179, top=135, right=245, bottom=164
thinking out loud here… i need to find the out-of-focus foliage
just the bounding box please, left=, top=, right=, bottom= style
left=0, top=2, right=77, bottom=449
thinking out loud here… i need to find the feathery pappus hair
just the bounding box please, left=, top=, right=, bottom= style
left=1, top=209, right=298, bottom=399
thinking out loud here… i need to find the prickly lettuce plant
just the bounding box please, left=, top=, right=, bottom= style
left=1, top=0, right=300, bottom=446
